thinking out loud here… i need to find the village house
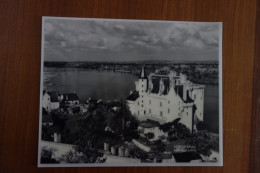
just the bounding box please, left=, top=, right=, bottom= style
left=62, top=93, right=79, bottom=106
left=42, top=91, right=63, bottom=112
left=127, top=67, right=205, bottom=131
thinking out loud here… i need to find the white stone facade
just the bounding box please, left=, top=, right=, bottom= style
left=127, top=67, right=205, bottom=131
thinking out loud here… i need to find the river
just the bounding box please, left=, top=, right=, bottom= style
left=43, top=67, right=219, bottom=133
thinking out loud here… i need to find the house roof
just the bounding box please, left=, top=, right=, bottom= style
left=139, top=119, right=160, bottom=128
left=47, top=91, right=61, bottom=102
left=63, top=93, right=79, bottom=101
left=127, top=91, right=139, bottom=101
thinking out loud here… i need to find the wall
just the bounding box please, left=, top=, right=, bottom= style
left=0, top=0, right=258, bottom=172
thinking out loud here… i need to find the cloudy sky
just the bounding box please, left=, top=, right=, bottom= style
left=43, top=18, right=220, bottom=62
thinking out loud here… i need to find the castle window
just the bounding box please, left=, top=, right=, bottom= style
left=138, top=111, right=139, bottom=115
left=168, top=100, right=170, bottom=104
left=149, top=100, right=151, bottom=105
left=160, top=102, right=162, bottom=107
left=142, top=85, right=143, bottom=87
left=142, top=105, right=143, bottom=107
left=142, top=100, right=143, bottom=103
left=160, top=111, right=163, bottom=117
left=194, top=94, right=196, bottom=100
left=168, top=108, right=170, bottom=114
left=187, top=112, right=188, bottom=115
left=149, top=109, right=151, bottom=114
left=142, top=95, right=143, bottom=98
left=138, top=102, right=139, bottom=105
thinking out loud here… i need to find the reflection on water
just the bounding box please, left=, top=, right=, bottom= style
left=44, top=67, right=219, bottom=133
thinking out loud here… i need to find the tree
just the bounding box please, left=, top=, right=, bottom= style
left=61, top=145, right=106, bottom=163
left=152, top=139, right=165, bottom=153
left=196, top=121, right=209, bottom=131
left=186, top=130, right=219, bottom=156
left=40, top=148, right=59, bottom=164
left=172, top=123, right=191, bottom=139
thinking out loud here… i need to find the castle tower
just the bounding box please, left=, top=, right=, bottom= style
left=138, top=66, right=147, bottom=115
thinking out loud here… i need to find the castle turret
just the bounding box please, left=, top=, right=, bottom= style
left=137, top=66, right=147, bottom=116
left=139, top=66, right=147, bottom=79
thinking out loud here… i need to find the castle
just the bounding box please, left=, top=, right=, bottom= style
left=127, top=67, right=205, bottom=131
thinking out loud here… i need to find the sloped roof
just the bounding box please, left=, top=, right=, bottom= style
left=150, top=76, right=170, bottom=95
left=139, top=119, right=160, bottom=128
left=127, top=91, right=139, bottom=101
left=139, top=66, right=147, bottom=79
left=63, top=93, right=79, bottom=101
left=47, top=91, right=60, bottom=102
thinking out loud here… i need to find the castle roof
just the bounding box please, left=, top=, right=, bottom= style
left=150, top=76, right=170, bottom=95
left=139, top=66, right=147, bottom=79
left=126, top=91, right=139, bottom=101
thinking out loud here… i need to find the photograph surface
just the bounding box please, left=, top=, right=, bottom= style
left=38, top=17, right=222, bottom=167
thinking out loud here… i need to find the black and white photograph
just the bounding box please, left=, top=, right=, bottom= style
left=38, top=17, right=222, bottom=167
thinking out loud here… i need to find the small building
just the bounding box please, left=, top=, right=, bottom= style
left=42, top=91, right=62, bottom=112
left=62, top=93, right=79, bottom=106
left=138, top=119, right=166, bottom=141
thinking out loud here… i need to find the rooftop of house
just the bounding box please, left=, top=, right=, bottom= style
left=139, top=119, right=160, bottom=128
left=126, top=91, right=139, bottom=101
left=63, top=93, right=79, bottom=101
left=47, top=91, right=61, bottom=102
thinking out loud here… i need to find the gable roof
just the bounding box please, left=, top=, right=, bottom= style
left=47, top=91, right=61, bottom=102
left=63, top=93, right=79, bottom=101
left=150, top=76, right=170, bottom=95
left=127, top=91, right=139, bottom=101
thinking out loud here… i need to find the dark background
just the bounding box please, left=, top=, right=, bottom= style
left=0, top=0, right=259, bottom=172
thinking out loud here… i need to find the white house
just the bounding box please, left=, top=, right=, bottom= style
left=42, top=91, right=62, bottom=112
left=127, top=67, right=205, bottom=131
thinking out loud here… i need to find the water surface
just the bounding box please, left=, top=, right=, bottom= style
left=44, top=67, right=219, bottom=133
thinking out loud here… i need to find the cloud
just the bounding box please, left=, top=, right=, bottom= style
left=44, top=19, right=220, bottom=62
